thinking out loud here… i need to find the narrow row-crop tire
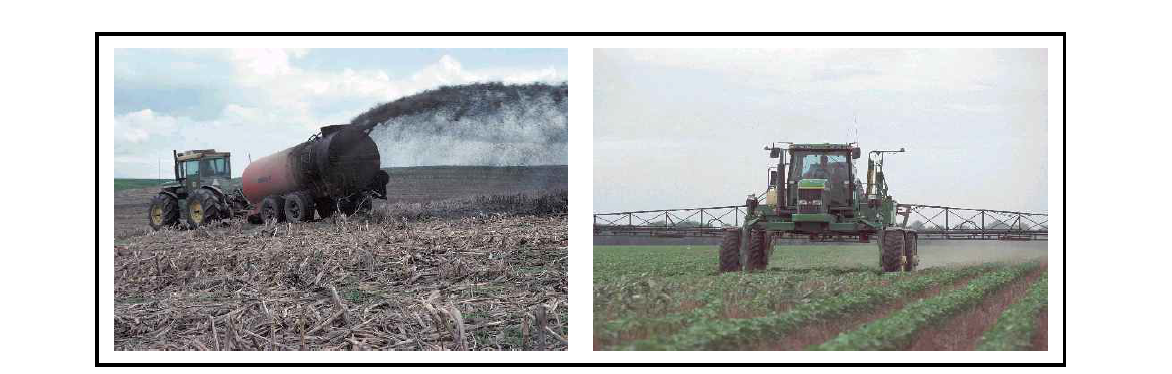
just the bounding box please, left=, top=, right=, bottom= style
left=903, top=231, right=918, bottom=271
left=260, top=195, right=286, bottom=224
left=746, top=230, right=770, bottom=272
left=283, top=191, right=315, bottom=222
left=718, top=229, right=742, bottom=273
left=148, top=193, right=180, bottom=230
left=186, top=188, right=224, bottom=229
left=879, top=229, right=906, bottom=272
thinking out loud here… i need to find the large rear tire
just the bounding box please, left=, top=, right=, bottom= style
left=879, top=229, right=906, bottom=272
left=718, top=229, right=742, bottom=273
left=283, top=191, right=315, bottom=222
left=746, top=230, right=769, bottom=272
left=260, top=195, right=286, bottom=224
left=186, top=188, right=224, bottom=229
left=903, top=231, right=918, bottom=271
left=148, top=193, right=180, bottom=230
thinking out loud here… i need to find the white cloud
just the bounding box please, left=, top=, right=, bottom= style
left=115, top=50, right=565, bottom=178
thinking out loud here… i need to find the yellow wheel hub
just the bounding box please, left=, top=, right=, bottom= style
left=190, top=201, right=204, bottom=223
left=151, top=205, right=163, bottom=225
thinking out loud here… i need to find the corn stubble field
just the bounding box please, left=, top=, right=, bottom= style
left=114, top=166, right=568, bottom=351
left=593, top=242, right=1048, bottom=351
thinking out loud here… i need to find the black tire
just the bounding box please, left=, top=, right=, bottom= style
left=148, top=193, right=180, bottom=230
left=879, top=229, right=906, bottom=272
left=746, top=230, right=769, bottom=272
left=903, top=232, right=918, bottom=271
left=260, top=195, right=286, bottom=224
left=315, top=198, right=337, bottom=219
left=718, top=229, right=742, bottom=273
left=283, top=191, right=315, bottom=222
left=186, top=188, right=224, bottom=229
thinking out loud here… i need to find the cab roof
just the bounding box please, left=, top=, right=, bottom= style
left=789, top=143, right=853, bottom=151
left=176, top=149, right=231, bottom=161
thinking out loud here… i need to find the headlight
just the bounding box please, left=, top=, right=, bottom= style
left=812, top=200, right=823, bottom=205
left=798, top=199, right=808, bottom=205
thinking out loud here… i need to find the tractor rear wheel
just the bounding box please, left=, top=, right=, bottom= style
left=903, top=232, right=918, bottom=271
left=746, top=230, right=770, bottom=272
left=879, top=229, right=907, bottom=272
left=283, top=191, right=315, bottom=222
left=148, top=193, right=180, bottom=230
left=718, top=229, right=742, bottom=273
left=186, top=188, right=224, bottom=229
left=260, top=195, right=286, bottom=224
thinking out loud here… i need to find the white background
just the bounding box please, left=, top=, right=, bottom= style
left=3, top=0, right=1159, bottom=371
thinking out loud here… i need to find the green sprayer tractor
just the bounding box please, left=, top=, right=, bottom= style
left=720, top=142, right=917, bottom=273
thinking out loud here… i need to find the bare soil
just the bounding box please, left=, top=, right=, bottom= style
left=1032, top=307, right=1048, bottom=351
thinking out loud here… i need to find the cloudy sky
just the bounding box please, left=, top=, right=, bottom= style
left=594, top=49, right=1047, bottom=214
left=113, top=48, right=566, bottom=178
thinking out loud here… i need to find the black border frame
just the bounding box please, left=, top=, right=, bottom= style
left=96, top=31, right=1065, bottom=367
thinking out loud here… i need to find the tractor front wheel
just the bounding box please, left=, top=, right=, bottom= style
left=148, top=193, right=180, bottom=230
left=903, top=231, right=919, bottom=271
left=879, top=229, right=907, bottom=272
left=746, top=230, right=770, bottom=272
left=718, top=229, right=742, bottom=273
left=260, top=195, right=286, bottom=224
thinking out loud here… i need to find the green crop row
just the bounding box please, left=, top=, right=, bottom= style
left=615, top=264, right=996, bottom=351
left=595, top=268, right=893, bottom=345
left=814, top=262, right=1040, bottom=351
left=976, top=272, right=1048, bottom=351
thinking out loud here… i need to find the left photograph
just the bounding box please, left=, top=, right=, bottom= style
left=112, top=49, right=569, bottom=351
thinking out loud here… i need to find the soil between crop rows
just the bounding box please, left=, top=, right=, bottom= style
left=905, top=262, right=1047, bottom=351
left=751, top=271, right=988, bottom=351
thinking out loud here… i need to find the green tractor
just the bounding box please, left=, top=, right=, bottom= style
left=147, top=149, right=251, bottom=230
left=719, top=142, right=917, bottom=273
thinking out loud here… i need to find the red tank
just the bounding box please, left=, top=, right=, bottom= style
left=240, top=125, right=388, bottom=212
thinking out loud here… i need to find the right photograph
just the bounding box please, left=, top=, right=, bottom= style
left=592, top=49, right=1049, bottom=351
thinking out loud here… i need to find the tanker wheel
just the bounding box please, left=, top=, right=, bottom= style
left=718, top=229, right=742, bottom=273
left=148, top=193, right=180, bottom=230
left=879, top=229, right=906, bottom=272
left=746, top=230, right=770, bottom=272
left=283, top=192, right=315, bottom=222
left=903, top=232, right=918, bottom=271
left=186, top=188, right=223, bottom=229
left=260, top=195, right=286, bottom=224
left=315, top=198, right=337, bottom=219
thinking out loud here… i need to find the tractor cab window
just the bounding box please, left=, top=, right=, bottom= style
left=793, top=153, right=848, bottom=181
left=207, top=157, right=229, bottom=177
left=185, top=160, right=200, bottom=178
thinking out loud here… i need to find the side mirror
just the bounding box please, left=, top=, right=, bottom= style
left=769, top=147, right=781, bottom=158
left=852, top=147, right=861, bottom=159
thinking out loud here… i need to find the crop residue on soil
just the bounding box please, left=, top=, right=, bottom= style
left=114, top=195, right=568, bottom=351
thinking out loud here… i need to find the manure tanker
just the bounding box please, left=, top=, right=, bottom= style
left=147, top=123, right=390, bottom=230
left=241, top=124, right=390, bottom=224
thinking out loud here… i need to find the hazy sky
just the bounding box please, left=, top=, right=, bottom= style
left=113, top=48, right=567, bottom=178
left=594, top=49, right=1047, bottom=214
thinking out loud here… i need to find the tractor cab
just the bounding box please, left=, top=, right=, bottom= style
left=174, top=149, right=234, bottom=192
left=764, top=143, right=862, bottom=218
